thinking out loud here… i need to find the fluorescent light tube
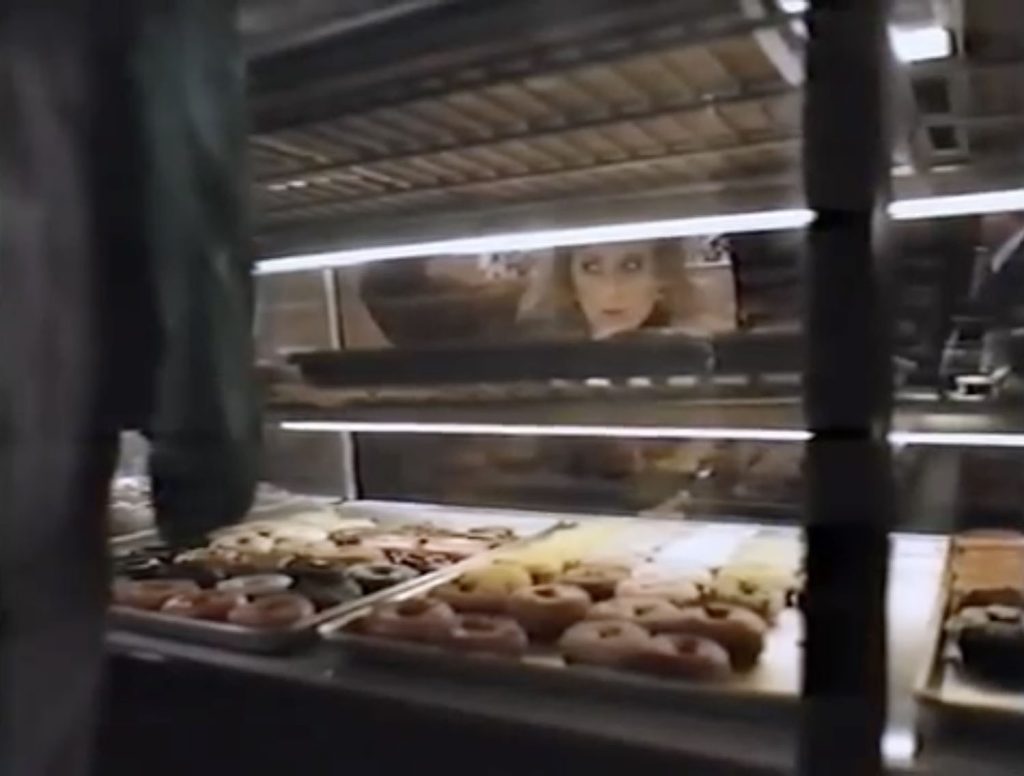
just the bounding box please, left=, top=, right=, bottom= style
left=891, top=26, right=952, bottom=64
left=279, top=421, right=811, bottom=443
left=891, top=189, right=1024, bottom=220
left=256, top=208, right=814, bottom=274
left=280, top=421, right=1024, bottom=449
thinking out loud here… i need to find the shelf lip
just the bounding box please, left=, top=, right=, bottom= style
left=267, top=394, right=1024, bottom=444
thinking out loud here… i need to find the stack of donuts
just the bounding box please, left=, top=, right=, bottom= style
left=111, top=516, right=522, bottom=631
left=353, top=552, right=796, bottom=681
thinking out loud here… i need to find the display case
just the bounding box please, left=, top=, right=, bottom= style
left=104, top=2, right=1024, bottom=774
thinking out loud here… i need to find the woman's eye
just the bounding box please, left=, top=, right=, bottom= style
left=581, top=259, right=602, bottom=274
left=621, top=256, right=644, bottom=273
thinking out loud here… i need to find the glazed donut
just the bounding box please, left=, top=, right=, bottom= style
left=433, top=564, right=533, bottom=614
left=626, top=633, right=731, bottom=680
left=113, top=579, right=200, bottom=611
left=211, top=533, right=275, bottom=555
left=359, top=598, right=457, bottom=643
left=615, top=578, right=703, bottom=608
left=664, top=604, right=767, bottom=671
left=711, top=576, right=785, bottom=623
left=558, top=564, right=630, bottom=601
left=558, top=620, right=651, bottom=668
left=507, top=584, right=591, bottom=639
left=447, top=614, right=529, bottom=656
left=228, top=593, right=316, bottom=629
left=268, top=524, right=330, bottom=543
left=162, top=590, right=246, bottom=621
left=217, top=574, right=293, bottom=597
left=349, top=562, right=419, bottom=593
left=587, top=596, right=687, bottom=632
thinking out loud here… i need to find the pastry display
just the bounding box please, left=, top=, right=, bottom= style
left=941, top=530, right=1024, bottom=687
left=111, top=512, right=533, bottom=634
left=342, top=524, right=798, bottom=688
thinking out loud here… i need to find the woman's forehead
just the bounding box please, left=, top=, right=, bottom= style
left=573, top=241, right=654, bottom=261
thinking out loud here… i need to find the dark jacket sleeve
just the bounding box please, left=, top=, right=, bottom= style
left=132, top=0, right=260, bottom=544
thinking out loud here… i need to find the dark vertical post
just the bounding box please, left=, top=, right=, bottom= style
left=801, top=2, right=894, bottom=775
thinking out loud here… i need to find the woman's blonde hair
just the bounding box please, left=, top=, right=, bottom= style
left=516, top=239, right=730, bottom=338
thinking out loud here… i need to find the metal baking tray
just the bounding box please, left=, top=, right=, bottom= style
left=320, top=523, right=802, bottom=720
left=914, top=544, right=1024, bottom=740
left=108, top=503, right=567, bottom=654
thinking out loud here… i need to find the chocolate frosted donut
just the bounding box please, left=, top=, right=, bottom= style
left=349, top=562, right=419, bottom=593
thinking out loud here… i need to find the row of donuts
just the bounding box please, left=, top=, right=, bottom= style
left=351, top=554, right=789, bottom=681
left=111, top=516, right=525, bottom=631
left=944, top=531, right=1024, bottom=686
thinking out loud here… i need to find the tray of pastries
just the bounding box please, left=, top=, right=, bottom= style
left=320, top=519, right=803, bottom=714
left=109, top=502, right=566, bottom=653
left=916, top=529, right=1024, bottom=729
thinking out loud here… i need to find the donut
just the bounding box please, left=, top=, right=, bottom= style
left=663, top=604, right=767, bottom=671
left=162, top=590, right=246, bottom=621
left=228, top=593, right=316, bottom=629
left=627, top=634, right=731, bottom=680
left=629, top=564, right=713, bottom=592
left=433, top=564, right=533, bottom=614
left=615, top=578, right=703, bottom=607
left=359, top=598, right=457, bottom=643
left=211, top=533, right=274, bottom=555
left=217, top=574, right=293, bottom=597
left=587, top=596, right=687, bottom=632
left=558, top=620, right=651, bottom=668
left=710, top=576, right=785, bottom=622
left=268, top=524, right=330, bottom=543
left=113, top=579, right=200, bottom=611
left=447, top=614, right=528, bottom=656
left=282, top=556, right=348, bottom=579
left=349, top=562, right=419, bottom=593
left=228, top=551, right=289, bottom=574
left=558, top=564, right=630, bottom=601
left=507, top=584, right=591, bottom=639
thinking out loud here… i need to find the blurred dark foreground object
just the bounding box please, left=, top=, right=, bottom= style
left=0, top=1, right=258, bottom=774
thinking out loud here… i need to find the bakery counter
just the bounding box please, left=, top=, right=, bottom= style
left=105, top=628, right=793, bottom=775
left=101, top=523, right=960, bottom=775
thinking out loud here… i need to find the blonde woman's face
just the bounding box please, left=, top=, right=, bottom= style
left=570, top=243, right=659, bottom=339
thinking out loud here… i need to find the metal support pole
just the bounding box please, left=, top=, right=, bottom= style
left=800, top=2, right=894, bottom=775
